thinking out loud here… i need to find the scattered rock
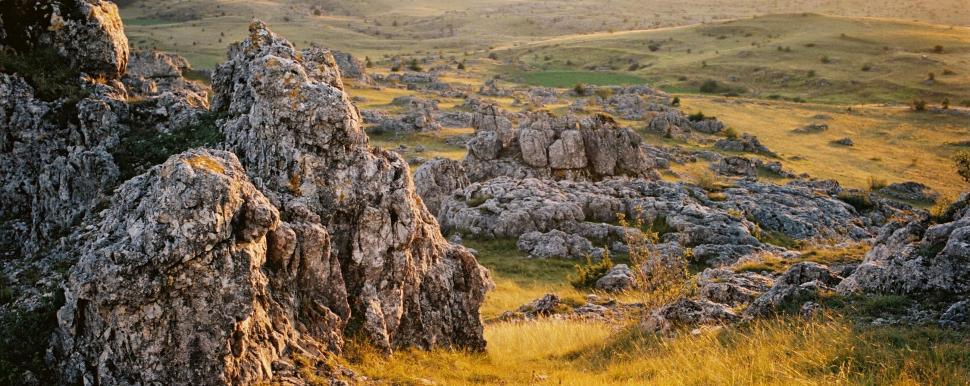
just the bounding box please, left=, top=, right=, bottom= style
left=595, top=264, right=636, bottom=293
left=641, top=298, right=740, bottom=333
left=879, top=181, right=940, bottom=203
left=712, top=156, right=758, bottom=177
left=516, top=230, right=604, bottom=259
left=832, top=137, right=854, bottom=146
left=714, top=133, right=775, bottom=156
left=792, top=123, right=828, bottom=134
left=939, top=300, right=970, bottom=329
left=331, top=50, right=373, bottom=84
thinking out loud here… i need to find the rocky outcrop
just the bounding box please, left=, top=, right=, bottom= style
left=0, top=0, right=129, bottom=79
left=712, top=156, right=758, bottom=177
left=714, top=133, right=775, bottom=156
left=641, top=298, right=740, bottom=333
left=363, top=96, right=441, bottom=133
left=331, top=50, right=372, bottom=84
left=596, top=264, right=636, bottom=292
left=837, top=194, right=970, bottom=296
left=439, top=177, right=873, bottom=266
left=465, top=107, right=662, bottom=182
left=0, top=73, right=125, bottom=257
left=697, top=268, right=773, bottom=306
left=516, top=230, right=604, bottom=259
left=123, top=50, right=210, bottom=133
left=212, top=21, right=491, bottom=353
left=879, top=181, right=940, bottom=203
left=52, top=150, right=351, bottom=385
left=744, top=262, right=842, bottom=317
left=645, top=110, right=725, bottom=140
left=413, top=158, right=469, bottom=216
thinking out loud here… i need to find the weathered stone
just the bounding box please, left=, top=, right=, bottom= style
left=212, top=21, right=492, bottom=354
left=641, top=298, right=740, bottom=333
left=879, top=181, right=940, bottom=203
left=595, top=264, right=636, bottom=293
left=714, top=133, right=775, bottom=156
left=744, top=262, right=842, bottom=318
left=413, top=158, right=470, bottom=216
left=837, top=194, right=970, bottom=296
left=516, top=230, right=604, bottom=259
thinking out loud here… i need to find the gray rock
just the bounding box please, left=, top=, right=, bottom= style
left=940, top=300, right=970, bottom=329
left=465, top=108, right=662, bottom=182
left=331, top=50, right=373, bottom=84
left=595, top=264, right=636, bottom=293
left=213, top=21, right=491, bottom=354
left=744, top=262, right=842, bottom=318
left=697, top=268, right=773, bottom=306
left=832, top=137, right=854, bottom=146
left=879, top=181, right=940, bottom=203
left=714, top=133, right=775, bottom=156
left=712, top=156, right=758, bottom=177
left=413, top=158, right=470, bottom=216
left=792, top=123, right=828, bottom=134
left=641, top=298, right=740, bottom=333
left=516, top=230, right=604, bottom=259
left=838, top=194, right=970, bottom=296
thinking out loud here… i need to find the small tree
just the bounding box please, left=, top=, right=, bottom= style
left=573, top=82, right=588, bottom=96
left=671, top=96, right=680, bottom=106
left=928, top=72, right=936, bottom=81
left=407, top=59, right=422, bottom=72
left=456, top=60, right=466, bottom=70
left=364, top=56, right=373, bottom=68
left=942, top=97, right=950, bottom=110
left=933, top=45, right=944, bottom=53
left=956, top=151, right=970, bottom=184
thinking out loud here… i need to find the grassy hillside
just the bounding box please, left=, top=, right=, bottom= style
left=118, top=1, right=970, bottom=69
left=506, top=14, right=970, bottom=104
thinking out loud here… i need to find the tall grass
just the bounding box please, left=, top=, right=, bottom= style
left=346, top=314, right=970, bottom=385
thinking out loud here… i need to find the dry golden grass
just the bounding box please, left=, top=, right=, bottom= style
left=346, top=314, right=970, bottom=385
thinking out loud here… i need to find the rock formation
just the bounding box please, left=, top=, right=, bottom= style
left=52, top=150, right=348, bottom=385
left=331, top=50, right=373, bottom=84
left=838, top=194, right=970, bottom=296
left=413, top=158, right=470, bottom=216
left=0, top=0, right=129, bottom=79
left=465, top=107, right=662, bottom=182
left=211, top=21, right=491, bottom=354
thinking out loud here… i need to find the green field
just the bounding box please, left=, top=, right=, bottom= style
left=516, top=71, right=648, bottom=87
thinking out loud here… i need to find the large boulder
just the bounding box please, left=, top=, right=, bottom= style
left=837, top=194, right=970, bottom=296
left=331, top=50, right=372, bottom=84
left=51, top=150, right=349, bottom=385
left=212, top=21, right=491, bottom=353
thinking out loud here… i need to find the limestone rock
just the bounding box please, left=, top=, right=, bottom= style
left=714, top=133, right=775, bottom=156
left=413, top=158, right=470, bottom=216
left=712, top=156, right=758, bottom=177
left=465, top=108, right=661, bottom=182
left=697, top=268, right=773, bottom=306
left=744, top=262, right=842, bottom=318
left=213, top=21, right=491, bottom=353
left=641, top=298, right=740, bottom=333
left=0, top=0, right=129, bottom=79
left=516, top=230, right=604, bottom=259
left=837, top=194, right=970, bottom=296
left=595, top=264, right=636, bottom=293
left=331, top=50, right=373, bottom=84
left=879, top=181, right=940, bottom=203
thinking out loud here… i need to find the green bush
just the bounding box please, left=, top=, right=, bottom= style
left=112, top=112, right=226, bottom=181
left=0, top=290, right=64, bottom=385
left=837, top=191, right=875, bottom=212
left=0, top=47, right=87, bottom=102
left=569, top=252, right=614, bottom=290
left=699, top=80, right=720, bottom=93
left=955, top=151, right=970, bottom=183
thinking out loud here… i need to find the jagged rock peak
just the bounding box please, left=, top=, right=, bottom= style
left=213, top=20, right=492, bottom=353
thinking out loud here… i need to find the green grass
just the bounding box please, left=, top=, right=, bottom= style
left=0, top=47, right=87, bottom=102
left=516, top=71, right=648, bottom=87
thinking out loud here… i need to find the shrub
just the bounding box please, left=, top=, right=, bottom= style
left=617, top=211, right=689, bottom=306
left=837, top=191, right=875, bottom=212
left=820, top=55, right=831, bottom=64
left=927, top=72, right=935, bottom=81
left=699, top=79, right=720, bottom=93
left=955, top=151, right=970, bottom=183
left=627, top=63, right=639, bottom=71
left=594, top=88, right=613, bottom=99
left=111, top=112, right=226, bottom=181
left=933, top=45, right=944, bottom=53
left=573, top=83, right=588, bottom=96
left=671, top=96, right=680, bottom=106
left=687, top=111, right=708, bottom=122
left=942, top=98, right=950, bottom=110
left=569, top=252, right=614, bottom=290
left=861, top=63, right=872, bottom=72
left=721, top=126, right=739, bottom=139
left=456, top=60, right=465, bottom=70
left=0, top=290, right=64, bottom=385
left=692, top=169, right=724, bottom=192
left=648, top=44, right=661, bottom=52
left=0, top=47, right=87, bottom=102
left=407, top=59, right=423, bottom=72
left=487, top=52, right=499, bottom=60
left=911, top=99, right=927, bottom=111
left=866, top=176, right=888, bottom=191
left=806, top=70, right=816, bottom=78
left=390, top=63, right=401, bottom=72
left=364, top=56, right=373, bottom=68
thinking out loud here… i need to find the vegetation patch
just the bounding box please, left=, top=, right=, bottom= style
left=0, top=290, right=64, bottom=385
left=112, top=112, right=226, bottom=181
left=518, top=71, right=647, bottom=88
left=0, top=47, right=87, bottom=102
